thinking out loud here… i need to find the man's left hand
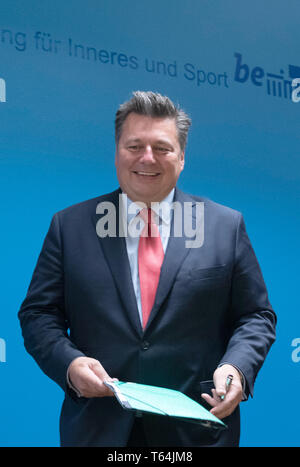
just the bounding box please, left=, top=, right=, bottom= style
left=201, top=364, right=243, bottom=419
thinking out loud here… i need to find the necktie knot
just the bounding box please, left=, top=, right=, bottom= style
left=139, top=208, right=159, bottom=237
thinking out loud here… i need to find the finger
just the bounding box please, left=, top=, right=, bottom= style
left=210, top=389, right=242, bottom=419
left=214, top=377, right=227, bottom=400
left=201, top=389, right=231, bottom=419
left=90, top=362, right=116, bottom=396
left=77, top=368, right=107, bottom=398
left=210, top=401, right=234, bottom=419
left=90, top=360, right=110, bottom=379
left=84, top=375, right=114, bottom=398
left=201, top=392, right=218, bottom=408
left=74, top=361, right=114, bottom=397
left=212, top=388, right=227, bottom=403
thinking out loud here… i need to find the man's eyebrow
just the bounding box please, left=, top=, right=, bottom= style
left=124, top=137, right=174, bottom=147
left=125, top=138, right=142, bottom=144
left=154, top=139, right=173, bottom=146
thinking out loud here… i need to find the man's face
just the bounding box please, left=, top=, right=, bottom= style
left=115, top=113, right=185, bottom=205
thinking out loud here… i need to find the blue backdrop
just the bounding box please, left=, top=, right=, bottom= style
left=1, top=0, right=299, bottom=447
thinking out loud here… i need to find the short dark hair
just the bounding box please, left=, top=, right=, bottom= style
left=115, top=91, right=191, bottom=151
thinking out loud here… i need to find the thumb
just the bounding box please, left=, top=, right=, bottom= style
left=89, top=360, right=116, bottom=396
left=214, top=379, right=226, bottom=399
left=89, top=360, right=111, bottom=381
left=213, top=369, right=228, bottom=399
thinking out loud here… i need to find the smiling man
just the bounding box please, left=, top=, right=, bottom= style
left=115, top=112, right=184, bottom=205
left=19, top=91, right=276, bottom=447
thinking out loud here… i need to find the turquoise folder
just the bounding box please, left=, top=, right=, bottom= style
left=104, top=381, right=226, bottom=430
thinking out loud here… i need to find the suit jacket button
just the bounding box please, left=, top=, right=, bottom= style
left=141, top=341, right=150, bottom=350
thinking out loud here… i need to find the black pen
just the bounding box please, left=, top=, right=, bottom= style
left=220, top=374, right=233, bottom=401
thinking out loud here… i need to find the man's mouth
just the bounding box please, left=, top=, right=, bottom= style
left=133, top=171, right=160, bottom=177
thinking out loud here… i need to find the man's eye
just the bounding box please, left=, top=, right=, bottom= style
left=155, top=147, right=169, bottom=153
left=128, top=145, right=140, bottom=151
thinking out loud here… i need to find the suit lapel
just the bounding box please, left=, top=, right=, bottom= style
left=93, top=189, right=143, bottom=337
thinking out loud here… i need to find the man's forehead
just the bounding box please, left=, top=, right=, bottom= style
left=120, top=113, right=178, bottom=138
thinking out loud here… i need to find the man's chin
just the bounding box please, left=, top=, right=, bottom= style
left=127, top=191, right=164, bottom=206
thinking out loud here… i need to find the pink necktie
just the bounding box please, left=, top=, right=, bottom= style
left=138, top=208, right=164, bottom=329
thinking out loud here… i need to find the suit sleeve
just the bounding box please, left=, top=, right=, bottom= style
left=18, top=214, right=85, bottom=393
left=219, top=213, right=276, bottom=398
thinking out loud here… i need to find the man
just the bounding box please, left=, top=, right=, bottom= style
left=18, top=91, right=276, bottom=447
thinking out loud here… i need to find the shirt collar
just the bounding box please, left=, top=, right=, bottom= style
left=120, top=188, right=175, bottom=226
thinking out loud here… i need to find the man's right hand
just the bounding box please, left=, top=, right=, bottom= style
left=68, top=356, right=117, bottom=398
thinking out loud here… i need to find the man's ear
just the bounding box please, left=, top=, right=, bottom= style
left=180, top=151, right=185, bottom=171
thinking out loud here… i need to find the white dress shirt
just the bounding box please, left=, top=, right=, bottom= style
left=121, top=188, right=175, bottom=325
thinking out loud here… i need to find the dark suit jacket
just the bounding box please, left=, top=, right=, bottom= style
left=18, top=188, right=276, bottom=447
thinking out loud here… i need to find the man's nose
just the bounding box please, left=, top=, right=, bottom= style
left=140, top=145, right=155, bottom=162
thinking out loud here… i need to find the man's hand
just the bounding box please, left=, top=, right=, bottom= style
left=68, top=356, right=117, bottom=398
left=201, top=364, right=243, bottom=419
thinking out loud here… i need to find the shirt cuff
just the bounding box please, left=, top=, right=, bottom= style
left=66, top=363, right=82, bottom=398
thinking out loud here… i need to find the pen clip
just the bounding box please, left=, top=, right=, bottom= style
left=225, top=374, right=233, bottom=386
